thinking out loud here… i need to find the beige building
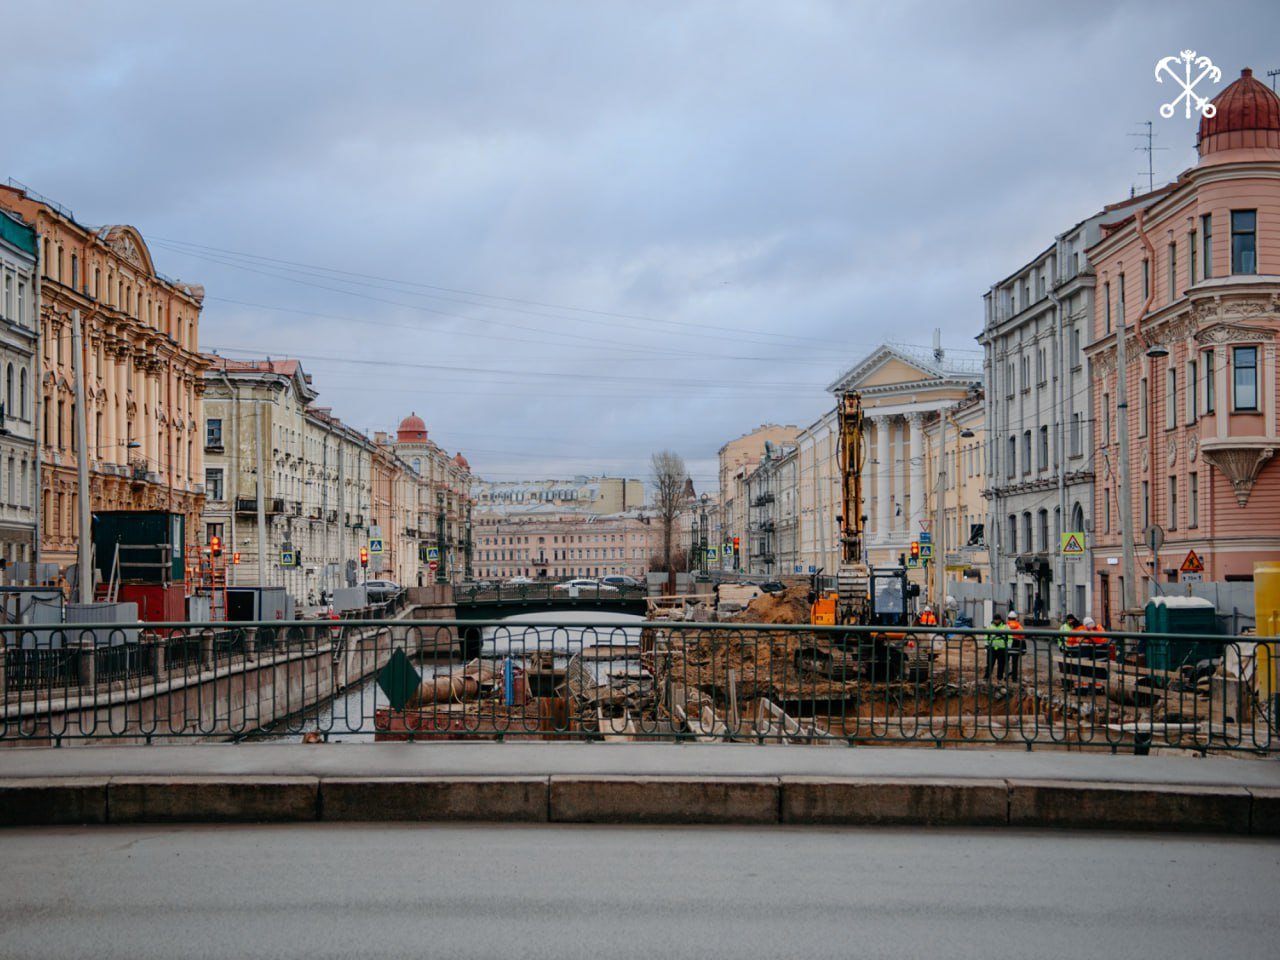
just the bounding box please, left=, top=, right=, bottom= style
left=473, top=476, right=642, bottom=515
left=717, top=424, right=799, bottom=571
left=792, top=344, right=986, bottom=597
left=473, top=509, right=658, bottom=581
left=0, top=183, right=208, bottom=571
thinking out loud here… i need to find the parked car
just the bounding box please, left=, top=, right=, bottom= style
left=599, top=575, right=641, bottom=588
left=363, top=579, right=401, bottom=602
left=505, top=576, right=535, bottom=586
left=552, top=579, right=618, bottom=593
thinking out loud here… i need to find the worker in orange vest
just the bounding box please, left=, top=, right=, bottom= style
left=1005, top=610, right=1027, bottom=678
left=918, top=607, right=937, bottom=626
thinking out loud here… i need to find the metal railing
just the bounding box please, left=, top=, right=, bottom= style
left=0, top=619, right=1274, bottom=752
left=456, top=583, right=646, bottom=603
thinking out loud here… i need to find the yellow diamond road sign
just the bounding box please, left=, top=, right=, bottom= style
left=1060, top=532, right=1086, bottom=556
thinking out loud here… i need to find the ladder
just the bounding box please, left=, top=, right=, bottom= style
left=184, top=545, right=228, bottom=621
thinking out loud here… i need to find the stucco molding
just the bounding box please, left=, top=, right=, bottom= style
left=1200, top=438, right=1277, bottom=507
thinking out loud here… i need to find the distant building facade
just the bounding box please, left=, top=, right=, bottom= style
left=472, top=476, right=643, bottom=516
left=717, top=424, right=799, bottom=571
left=0, top=209, right=38, bottom=566
left=0, top=183, right=208, bottom=571
left=472, top=510, right=658, bottom=581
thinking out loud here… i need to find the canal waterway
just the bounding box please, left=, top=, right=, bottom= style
left=262, top=610, right=644, bottom=742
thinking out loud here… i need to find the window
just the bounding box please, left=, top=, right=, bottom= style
left=19, top=368, right=27, bottom=419
left=71, top=254, right=79, bottom=290
left=1036, top=347, right=1046, bottom=385
left=205, top=418, right=223, bottom=449
left=93, top=267, right=100, bottom=299
left=1138, top=378, right=1148, bottom=437
left=1205, top=349, right=1215, bottom=413
left=206, top=522, right=224, bottom=546
left=1037, top=509, right=1049, bottom=552
left=5, top=364, right=12, bottom=416
left=1104, top=488, right=1112, bottom=533
left=2, top=273, right=9, bottom=318
left=1168, top=242, right=1177, bottom=301
left=1007, top=436, right=1016, bottom=478
left=1102, top=392, right=1110, bottom=444
left=1118, top=273, right=1125, bottom=324
left=1231, top=210, right=1257, bottom=274
left=1189, top=472, right=1199, bottom=527
left=1167, top=476, right=1178, bottom=530
left=1187, top=360, right=1197, bottom=423
left=1104, top=281, right=1111, bottom=334
left=1142, top=259, right=1149, bottom=300
left=1038, top=425, right=1049, bottom=470
left=1201, top=214, right=1213, bottom=279
left=1141, top=481, right=1150, bottom=530
left=1022, top=512, right=1032, bottom=554
left=205, top=468, right=224, bottom=501
left=1167, top=368, right=1177, bottom=429
left=1071, top=326, right=1081, bottom=365
left=1233, top=346, right=1258, bottom=410
left=1189, top=229, right=1197, bottom=285
left=1070, top=412, right=1081, bottom=457
left=1021, top=430, right=1031, bottom=474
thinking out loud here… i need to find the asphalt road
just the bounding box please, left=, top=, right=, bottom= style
left=2, top=824, right=1276, bottom=960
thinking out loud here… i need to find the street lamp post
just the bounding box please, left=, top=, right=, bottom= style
left=435, top=492, right=447, bottom=585
left=699, top=493, right=709, bottom=575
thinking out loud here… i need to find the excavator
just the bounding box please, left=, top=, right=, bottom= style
left=809, top=392, right=918, bottom=679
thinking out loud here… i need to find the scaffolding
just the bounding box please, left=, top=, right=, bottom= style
left=184, top=545, right=227, bottom=622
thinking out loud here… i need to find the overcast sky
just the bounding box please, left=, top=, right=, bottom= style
left=4, top=1, right=1276, bottom=492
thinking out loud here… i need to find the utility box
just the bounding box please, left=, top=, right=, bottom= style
left=92, top=511, right=186, bottom=585
left=118, top=583, right=186, bottom=623
left=226, top=587, right=293, bottom=622
left=1143, top=596, right=1220, bottom=672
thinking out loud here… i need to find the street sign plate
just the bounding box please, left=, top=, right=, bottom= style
left=1180, top=549, right=1205, bottom=573
left=368, top=537, right=384, bottom=555
left=280, top=550, right=295, bottom=566
left=428, top=560, right=439, bottom=572
left=706, top=547, right=718, bottom=562
left=919, top=531, right=932, bottom=544
left=376, top=648, right=421, bottom=712
left=1145, top=525, right=1165, bottom=554
left=427, top=547, right=440, bottom=561
left=1060, top=532, right=1086, bottom=556
left=1180, top=571, right=1204, bottom=583
left=905, top=556, right=920, bottom=568
left=919, top=543, right=933, bottom=559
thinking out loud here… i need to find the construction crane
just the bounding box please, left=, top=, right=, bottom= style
left=810, top=392, right=917, bottom=677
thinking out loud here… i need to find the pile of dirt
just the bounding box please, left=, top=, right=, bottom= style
left=727, top=585, right=811, bottom=624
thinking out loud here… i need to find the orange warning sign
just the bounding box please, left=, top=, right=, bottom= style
left=1179, top=549, right=1205, bottom=574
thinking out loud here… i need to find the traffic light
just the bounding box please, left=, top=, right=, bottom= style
left=909, top=540, right=920, bottom=560
left=232, top=552, right=241, bottom=565
left=733, top=536, right=740, bottom=553
left=210, top=535, right=222, bottom=558
left=359, top=547, right=369, bottom=568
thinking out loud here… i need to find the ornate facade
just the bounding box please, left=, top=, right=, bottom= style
left=1086, top=68, right=1280, bottom=624
left=0, top=184, right=207, bottom=571
left=0, top=210, right=39, bottom=567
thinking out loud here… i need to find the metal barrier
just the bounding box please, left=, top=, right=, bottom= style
left=0, top=619, right=1274, bottom=752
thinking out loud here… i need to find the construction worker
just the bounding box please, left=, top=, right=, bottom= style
left=983, top=611, right=1010, bottom=681
left=918, top=607, right=937, bottom=626
left=1058, top=614, right=1080, bottom=651
left=1080, top=616, right=1110, bottom=651
left=1005, top=609, right=1027, bottom=679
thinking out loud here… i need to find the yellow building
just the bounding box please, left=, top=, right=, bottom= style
left=0, top=183, right=207, bottom=570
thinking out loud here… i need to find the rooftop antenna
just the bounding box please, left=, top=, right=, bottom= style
left=1268, top=68, right=1280, bottom=92
left=1130, top=121, right=1167, bottom=194
left=932, top=327, right=944, bottom=364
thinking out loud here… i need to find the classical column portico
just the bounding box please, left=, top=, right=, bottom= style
left=875, top=415, right=891, bottom=542
left=908, top=412, right=924, bottom=538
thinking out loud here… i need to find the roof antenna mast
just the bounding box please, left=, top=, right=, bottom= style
left=1129, top=121, right=1167, bottom=194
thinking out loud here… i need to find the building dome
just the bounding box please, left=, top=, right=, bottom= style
left=1198, top=68, right=1280, bottom=158
left=453, top=452, right=470, bottom=470
left=397, top=412, right=428, bottom=442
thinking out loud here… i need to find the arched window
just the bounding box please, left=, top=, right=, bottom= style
left=1071, top=502, right=1085, bottom=536
left=4, top=363, right=12, bottom=416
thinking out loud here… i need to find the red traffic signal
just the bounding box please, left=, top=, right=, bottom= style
left=909, top=540, right=920, bottom=559
left=232, top=552, right=241, bottom=565
left=733, top=536, right=740, bottom=551
left=210, top=535, right=222, bottom=558
left=359, top=547, right=369, bottom=568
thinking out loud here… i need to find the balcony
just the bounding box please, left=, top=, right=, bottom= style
left=235, top=497, right=285, bottom=515
left=751, top=492, right=775, bottom=507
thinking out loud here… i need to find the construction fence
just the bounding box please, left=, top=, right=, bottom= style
left=0, top=619, right=1275, bottom=753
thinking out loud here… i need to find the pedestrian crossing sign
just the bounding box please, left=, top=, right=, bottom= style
left=706, top=547, right=718, bottom=562
left=280, top=550, right=295, bottom=566
left=368, top=537, right=384, bottom=555
left=918, top=542, right=932, bottom=559
left=905, top=555, right=920, bottom=568
left=1060, top=532, right=1086, bottom=556
left=426, top=547, right=439, bottom=561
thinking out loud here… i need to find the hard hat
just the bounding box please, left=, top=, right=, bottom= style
left=1007, top=610, right=1018, bottom=619
left=1083, top=616, right=1096, bottom=627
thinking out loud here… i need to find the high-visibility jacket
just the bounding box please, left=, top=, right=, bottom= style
left=919, top=610, right=937, bottom=625
left=987, top=623, right=1010, bottom=650
left=1006, top=617, right=1026, bottom=652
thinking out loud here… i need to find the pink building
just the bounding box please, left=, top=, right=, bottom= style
left=1086, top=69, right=1280, bottom=625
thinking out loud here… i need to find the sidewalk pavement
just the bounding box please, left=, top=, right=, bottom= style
left=2, top=743, right=1278, bottom=833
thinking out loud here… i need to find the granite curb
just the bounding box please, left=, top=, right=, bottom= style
left=3, top=775, right=1279, bottom=832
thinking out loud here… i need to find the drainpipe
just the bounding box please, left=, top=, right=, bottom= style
left=1048, top=280, right=1067, bottom=620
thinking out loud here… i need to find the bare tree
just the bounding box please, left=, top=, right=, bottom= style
left=650, top=450, right=687, bottom=591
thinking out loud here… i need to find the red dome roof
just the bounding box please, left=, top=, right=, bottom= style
left=397, top=412, right=428, bottom=442
left=453, top=452, right=470, bottom=470
left=1198, top=68, right=1280, bottom=157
